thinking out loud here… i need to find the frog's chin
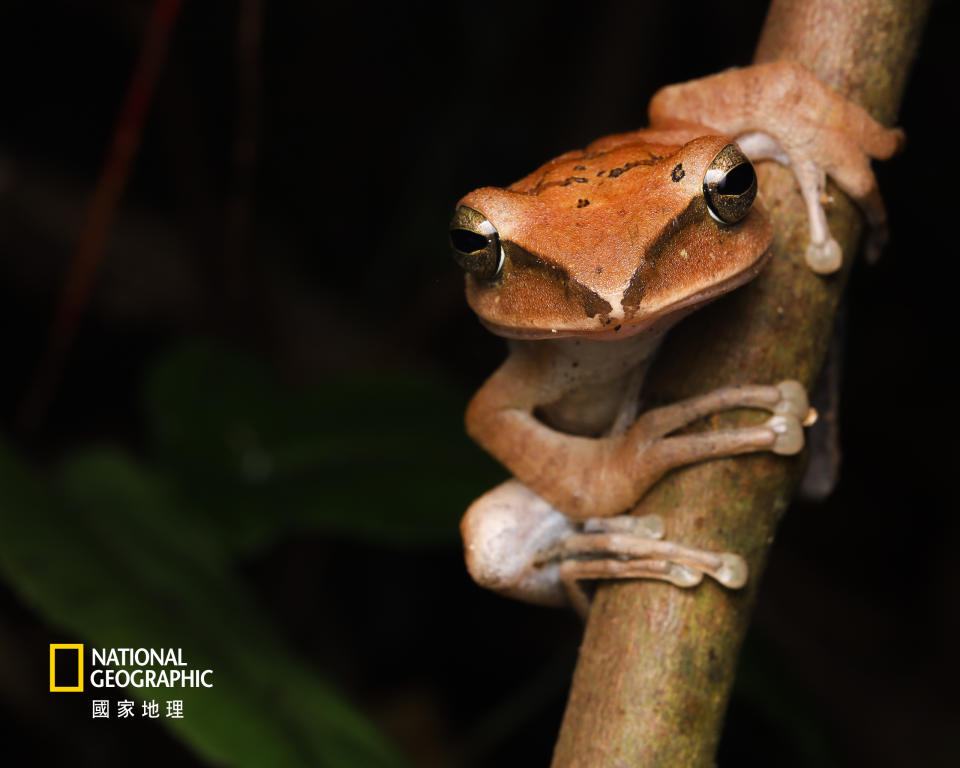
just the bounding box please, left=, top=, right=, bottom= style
left=480, top=245, right=772, bottom=342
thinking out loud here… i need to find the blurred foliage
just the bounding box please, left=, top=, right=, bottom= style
left=0, top=340, right=504, bottom=766
left=146, top=342, right=504, bottom=550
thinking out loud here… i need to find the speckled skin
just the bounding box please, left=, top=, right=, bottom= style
left=460, top=135, right=772, bottom=339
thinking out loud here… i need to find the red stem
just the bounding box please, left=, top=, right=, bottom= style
left=22, top=0, right=185, bottom=431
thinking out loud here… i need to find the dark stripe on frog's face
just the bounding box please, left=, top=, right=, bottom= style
left=621, top=198, right=701, bottom=314
left=620, top=194, right=771, bottom=324
left=501, top=240, right=613, bottom=320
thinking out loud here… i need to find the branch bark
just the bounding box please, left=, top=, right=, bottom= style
left=551, top=1, right=929, bottom=765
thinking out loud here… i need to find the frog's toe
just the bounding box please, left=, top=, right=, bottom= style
left=714, top=553, right=748, bottom=588
left=774, top=381, right=818, bottom=427
left=665, top=563, right=703, bottom=588
left=805, top=237, right=842, bottom=274
left=774, top=380, right=810, bottom=421
left=765, top=414, right=804, bottom=455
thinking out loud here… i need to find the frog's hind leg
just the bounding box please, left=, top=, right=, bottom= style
left=567, top=513, right=745, bottom=584
left=557, top=558, right=698, bottom=618
left=554, top=520, right=750, bottom=615
left=461, top=479, right=575, bottom=608
left=460, top=480, right=746, bottom=616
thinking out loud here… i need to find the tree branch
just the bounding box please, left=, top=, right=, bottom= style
left=551, top=1, right=929, bottom=765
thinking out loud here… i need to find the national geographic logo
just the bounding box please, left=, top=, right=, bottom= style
left=49, top=644, right=213, bottom=692
left=49, top=644, right=84, bottom=692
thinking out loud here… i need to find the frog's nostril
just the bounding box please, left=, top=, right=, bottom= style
left=449, top=205, right=503, bottom=280
left=450, top=229, right=488, bottom=254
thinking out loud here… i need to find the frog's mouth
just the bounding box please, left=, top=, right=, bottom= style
left=476, top=241, right=772, bottom=342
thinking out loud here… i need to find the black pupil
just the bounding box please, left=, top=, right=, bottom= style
left=717, top=163, right=755, bottom=196
left=450, top=229, right=488, bottom=254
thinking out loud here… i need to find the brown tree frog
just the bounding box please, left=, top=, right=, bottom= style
left=450, top=62, right=900, bottom=614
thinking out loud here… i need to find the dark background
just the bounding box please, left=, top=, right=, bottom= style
left=0, top=1, right=955, bottom=766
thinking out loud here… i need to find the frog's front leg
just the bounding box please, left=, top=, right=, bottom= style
left=649, top=61, right=904, bottom=274
left=468, top=357, right=813, bottom=521
left=461, top=480, right=745, bottom=616
left=737, top=132, right=843, bottom=272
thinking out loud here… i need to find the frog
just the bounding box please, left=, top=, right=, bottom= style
left=449, top=61, right=902, bottom=614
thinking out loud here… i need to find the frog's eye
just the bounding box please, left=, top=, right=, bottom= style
left=449, top=205, right=503, bottom=280
left=703, top=144, right=757, bottom=225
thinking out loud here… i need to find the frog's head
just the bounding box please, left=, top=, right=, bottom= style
left=450, top=135, right=772, bottom=339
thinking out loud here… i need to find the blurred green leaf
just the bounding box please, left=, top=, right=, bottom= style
left=144, top=342, right=504, bottom=551
left=0, top=340, right=502, bottom=763
left=0, top=441, right=408, bottom=768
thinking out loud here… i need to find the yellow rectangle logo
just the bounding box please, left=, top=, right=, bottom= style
left=49, top=644, right=84, bottom=692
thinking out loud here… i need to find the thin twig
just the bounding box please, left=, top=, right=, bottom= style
left=216, top=0, right=264, bottom=343
left=20, top=0, right=185, bottom=432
